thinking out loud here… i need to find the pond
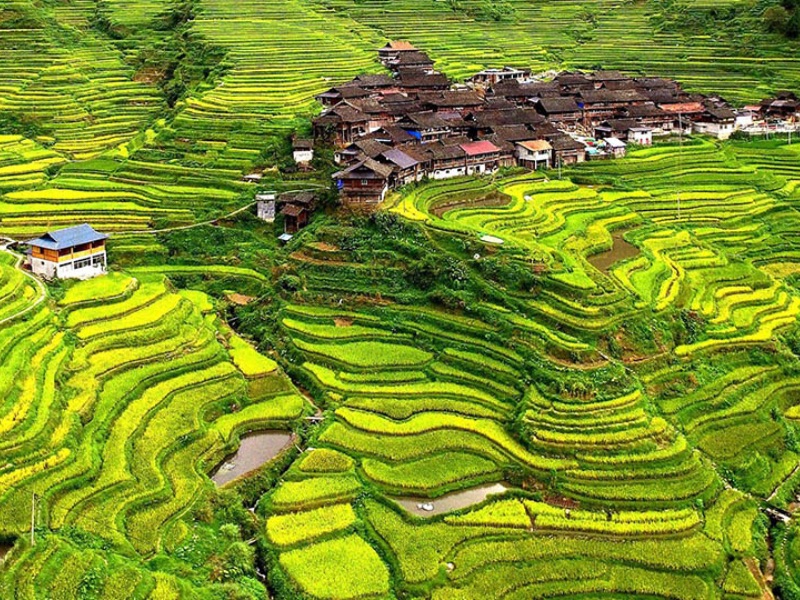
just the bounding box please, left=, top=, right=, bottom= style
left=588, top=230, right=640, bottom=274
left=211, top=431, right=293, bottom=486
left=392, top=483, right=509, bottom=517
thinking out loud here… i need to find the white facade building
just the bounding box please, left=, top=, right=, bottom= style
left=26, top=224, right=108, bottom=280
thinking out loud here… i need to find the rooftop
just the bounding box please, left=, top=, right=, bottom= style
left=26, top=223, right=107, bottom=251
left=517, top=140, right=552, bottom=152
left=460, top=140, right=501, bottom=156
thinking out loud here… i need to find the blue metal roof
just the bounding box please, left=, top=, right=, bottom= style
left=26, top=224, right=108, bottom=251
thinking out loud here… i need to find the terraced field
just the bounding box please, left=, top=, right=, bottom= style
left=0, top=0, right=798, bottom=238
left=0, top=259, right=307, bottom=597
left=1, top=0, right=800, bottom=598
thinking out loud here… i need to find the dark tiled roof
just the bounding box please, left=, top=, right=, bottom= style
left=427, top=144, right=467, bottom=160
left=353, top=139, right=393, bottom=158
left=418, top=90, right=484, bottom=108
left=579, top=89, right=648, bottom=104
left=353, top=74, right=396, bottom=88
left=490, top=124, right=538, bottom=142
left=381, top=147, right=419, bottom=170
left=621, top=103, right=669, bottom=118
left=592, top=70, right=627, bottom=81
left=315, top=104, right=369, bottom=124
left=281, top=203, right=307, bottom=217
left=550, top=135, right=585, bottom=151
left=397, top=72, right=451, bottom=89
left=361, top=126, right=417, bottom=145
left=333, top=158, right=394, bottom=180
left=279, top=191, right=316, bottom=206
left=703, top=106, right=736, bottom=121
left=395, top=51, right=434, bottom=66
left=537, top=97, right=580, bottom=114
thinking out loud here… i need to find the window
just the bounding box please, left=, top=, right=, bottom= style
left=361, top=179, right=370, bottom=186
left=74, top=258, right=91, bottom=270
left=93, top=255, right=105, bottom=267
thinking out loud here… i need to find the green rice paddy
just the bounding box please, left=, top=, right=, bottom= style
left=1, top=0, right=800, bottom=598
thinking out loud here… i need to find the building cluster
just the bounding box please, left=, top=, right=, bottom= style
left=313, top=41, right=800, bottom=207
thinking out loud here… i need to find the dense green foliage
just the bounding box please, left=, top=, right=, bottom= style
left=1, top=0, right=800, bottom=598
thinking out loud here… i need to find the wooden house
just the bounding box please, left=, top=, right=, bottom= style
left=397, top=112, right=456, bottom=143
left=380, top=147, right=423, bottom=186
left=390, top=51, right=436, bottom=73
left=417, top=90, right=484, bottom=113
left=590, top=70, right=628, bottom=89
left=658, top=102, right=705, bottom=132
left=335, top=139, right=393, bottom=165
left=378, top=41, right=419, bottom=65
left=424, top=144, right=467, bottom=179
left=534, top=97, right=582, bottom=128
left=26, top=223, right=107, bottom=280
left=577, top=89, right=648, bottom=124
left=760, top=92, right=799, bottom=122
left=281, top=203, right=309, bottom=233
left=313, top=104, right=371, bottom=146
left=460, top=140, right=502, bottom=175
left=315, top=85, right=370, bottom=108
left=550, top=135, right=586, bottom=165
left=397, top=71, right=451, bottom=91
left=618, top=103, right=674, bottom=133
left=333, top=159, right=394, bottom=206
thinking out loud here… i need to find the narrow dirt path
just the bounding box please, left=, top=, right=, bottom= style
left=0, top=247, right=47, bottom=326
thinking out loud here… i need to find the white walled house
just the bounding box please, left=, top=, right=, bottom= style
left=693, top=107, right=737, bottom=140
left=292, top=139, right=314, bottom=168
left=628, top=127, right=652, bottom=146
left=26, top=224, right=107, bottom=280
left=515, top=140, right=552, bottom=170
left=256, top=192, right=277, bottom=222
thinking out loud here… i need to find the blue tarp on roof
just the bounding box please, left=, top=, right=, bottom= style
left=26, top=224, right=108, bottom=251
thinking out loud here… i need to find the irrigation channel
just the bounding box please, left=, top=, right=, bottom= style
left=211, top=431, right=294, bottom=486
left=392, top=483, right=509, bottom=517
left=587, top=230, right=641, bottom=273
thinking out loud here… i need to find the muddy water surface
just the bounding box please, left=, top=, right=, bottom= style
left=212, top=431, right=293, bottom=486
left=393, top=483, right=509, bottom=517
left=588, top=231, right=640, bottom=273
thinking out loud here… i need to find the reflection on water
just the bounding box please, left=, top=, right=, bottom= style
left=393, top=483, right=509, bottom=517
left=212, top=431, right=293, bottom=486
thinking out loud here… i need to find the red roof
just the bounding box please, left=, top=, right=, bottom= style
left=460, top=140, right=500, bottom=156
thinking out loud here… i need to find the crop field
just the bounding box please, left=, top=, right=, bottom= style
left=2, top=0, right=800, bottom=598
left=241, top=137, right=800, bottom=598
left=0, top=266, right=308, bottom=597
left=0, top=0, right=798, bottom=238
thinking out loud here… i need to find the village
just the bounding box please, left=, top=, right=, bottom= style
left=294, top=41, right=799, bottom=210
left=13, top=42, right=800, bottom=275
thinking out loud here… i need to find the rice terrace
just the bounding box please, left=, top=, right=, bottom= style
left=3, top=0, right=800, bottom=599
